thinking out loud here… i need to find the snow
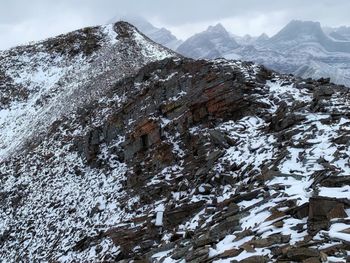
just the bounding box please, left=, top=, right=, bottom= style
left=328, top=223, right=350, bottom=242
left=155, top=204, right=165, bottom=226
left=0, top=21, right=176, bottom=162
left=216, top=116, right=277, bottom=177
left=268, top=176, right=313, bottom=205
left=102, top=24, right=118, bottom=44
left=209, top=235, right=253, bottom=257
left=319, top=186, right=350, bottom=199
left=133, top=30, right=174, bottom=61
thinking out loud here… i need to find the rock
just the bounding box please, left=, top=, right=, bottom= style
left=208, top=130, right=231, bottom=148
left=308, top=196, right=347, bottom=232
left=250, top=234, right=291, bottom=248
left=239, top=255, right=268, bottom=263
left=269, top=102, right=305, bottom=132
left=192, top=232, right=215, bottom=248
left=287, top=202, right=309, bottom=219
left=209, top=213, right=244, bottom=240
left=302, top=257, right=321, bottom=263
left=320, top=175, right=350, bottom=187
left=171, top=246, right=190, bottom=260
left=286, top=247, right=320, bottom=261
left=216, top=248, right=242, bottom=259
left=332, top=134, right=350, bottom=145
left=165, top=201, right=205, bottom=227
left=185, top=246, right=209, bottom=262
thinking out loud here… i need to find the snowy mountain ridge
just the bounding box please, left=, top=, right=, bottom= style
left=0, top=21, right=350, bottom=262
left=0, top=21, right=175, bottom=161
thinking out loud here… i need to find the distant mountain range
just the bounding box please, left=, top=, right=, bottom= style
left=116, top=17, right=350, bottom=87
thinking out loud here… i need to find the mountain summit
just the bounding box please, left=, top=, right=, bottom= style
left=176, top=23, right=239, bottom=59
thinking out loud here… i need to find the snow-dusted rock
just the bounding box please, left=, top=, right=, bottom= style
left=0, top=21, right=350, bottom=263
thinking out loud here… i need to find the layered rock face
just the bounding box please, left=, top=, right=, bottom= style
left=1, top=22, right=350, bottom=262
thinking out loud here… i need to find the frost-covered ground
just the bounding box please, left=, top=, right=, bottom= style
left=0, top=22, right=350, bottom=262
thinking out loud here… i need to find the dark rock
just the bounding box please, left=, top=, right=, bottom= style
left=192, top=232, right=216, bottom=248
left=165, top=201, right=205, bottom=227
left=216, top=248, right=242, bottom=259
left=308, top=196, right=347, bottom=232
left=240, top=255, right=268, bottom=263
left=286, top=247, right=320, bottom=261
left=269, top=102, right=305, bottom=132
left=185, top=246, right=209, bottom=262
left=320, top=175, right=350, bottom=187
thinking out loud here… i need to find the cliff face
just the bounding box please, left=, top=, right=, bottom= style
left=0, top=22, right=350, bottom=262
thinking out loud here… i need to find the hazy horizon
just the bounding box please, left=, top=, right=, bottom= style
left=1, top=0, right=350, bottom=50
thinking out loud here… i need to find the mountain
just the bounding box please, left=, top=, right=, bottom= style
left=250, top=20, right=350, bottom=85
left=233, top=34, right=257, bottom=45
left=264, top=20, right=350, bottom=53
left=176, top=23, right=240, bottom=59
left=176, top=20, right=350, bottom=87
left=1, top=21, right=350, bottom=262
left=109, top=16, right=183, bottom=49
left=0, top=21, right=176, bottom=161
left=325, top=26, right=350, bottom=41
left=255, top=32, right=270, bottom=45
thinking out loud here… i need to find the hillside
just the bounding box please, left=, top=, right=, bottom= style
left=0, top=22, right=350, bottom=262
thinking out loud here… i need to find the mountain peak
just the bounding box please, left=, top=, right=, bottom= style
left=176, top=23, right=239, bottom=59
left=207, top=23, right=227, bottom=34
left=265, top=19, right=332, bottom=51
left=273, top=20, right=324, bottom=40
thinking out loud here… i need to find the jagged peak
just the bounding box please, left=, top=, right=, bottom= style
left=206, top=23, right=228, bottom=34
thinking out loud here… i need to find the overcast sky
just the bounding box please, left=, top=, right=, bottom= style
left=1, top=0, right=350, bottom=50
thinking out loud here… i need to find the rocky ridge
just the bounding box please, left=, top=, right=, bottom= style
left=0, top=21, right=175, bottom=160
left=0, top=22, right=350, bottom=262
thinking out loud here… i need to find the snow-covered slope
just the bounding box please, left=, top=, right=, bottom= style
left=0, top=21, right=176, bottom=161
left=176, top=23, right=239, bottom=59
left=1, top=21, right=350, bottom=262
